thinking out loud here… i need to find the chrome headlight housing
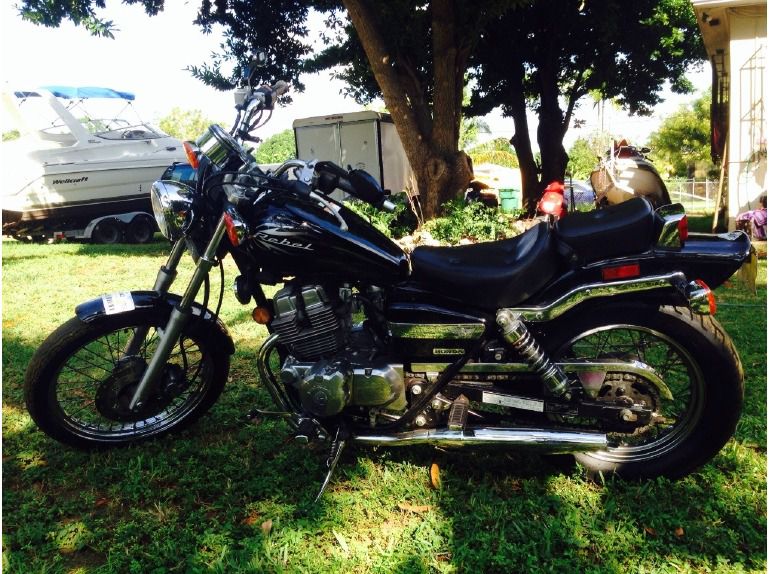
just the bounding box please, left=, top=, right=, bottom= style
left=150, top=180, right=195, bottom=240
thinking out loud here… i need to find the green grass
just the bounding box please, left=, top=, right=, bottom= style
left=2, top=238, right=766, bottom=573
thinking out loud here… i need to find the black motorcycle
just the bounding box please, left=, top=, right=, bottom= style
left=24, top=66, right=755, bottom=499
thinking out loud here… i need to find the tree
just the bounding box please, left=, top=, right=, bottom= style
left=468, top=138, right=519, bottom=169
left=158, top=107, right=219, bottom=141
left=18, top=0, right=704, bottom=216
left=567, top=132, right=615, bottom=180
left=646, top=90, right=715, bottom=179
left=300, top=1, right=513, bottom=218
left=255, top=129, right=296, bottom=164
left=467, top=0, right=704, bottom=211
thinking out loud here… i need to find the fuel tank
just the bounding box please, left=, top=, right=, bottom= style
left=243, top=195, right=409, bottom=283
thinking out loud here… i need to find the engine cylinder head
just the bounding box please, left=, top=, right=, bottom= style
left=270, top=284, right=349, bottom=360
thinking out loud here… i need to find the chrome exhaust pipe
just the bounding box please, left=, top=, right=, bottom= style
left=352, top=427, right=607, bottom=453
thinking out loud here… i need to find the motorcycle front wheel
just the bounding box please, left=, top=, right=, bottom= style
left=544, top=304, right=744, bottom=480
left=24, top=309, right=229, bottom=449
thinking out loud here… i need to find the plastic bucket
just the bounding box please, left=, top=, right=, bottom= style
left=499, top=189, right=521, bottom=213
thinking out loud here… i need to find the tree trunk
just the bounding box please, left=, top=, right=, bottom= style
left=342, top=0, right=472, bottom=220
left=508, top=59, right=542, bottom=214
left=415, top=150, right=474, bottom=218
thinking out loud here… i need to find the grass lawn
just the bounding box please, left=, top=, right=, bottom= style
left=2, top=237, right=766, bottom=573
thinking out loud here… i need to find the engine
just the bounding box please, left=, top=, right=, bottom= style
left=270, top=283, right=407, bottom=418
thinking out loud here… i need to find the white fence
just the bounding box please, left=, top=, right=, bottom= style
left=663, top=180, right=719, bottom=213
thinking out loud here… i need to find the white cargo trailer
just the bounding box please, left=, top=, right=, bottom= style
left=293, top=111, right=412, bottom=199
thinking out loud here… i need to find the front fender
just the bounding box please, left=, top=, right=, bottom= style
left=75, top=290, right=235, bottom=355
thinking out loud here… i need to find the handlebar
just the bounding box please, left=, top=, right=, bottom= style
left=313, top=161, right=394, bottom=212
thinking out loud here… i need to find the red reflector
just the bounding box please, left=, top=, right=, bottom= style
left=538, top=191, right=565, bottom=217
left=183, top=141, right=200, bottom=169
left=223, top=212, right=240, bottom=246
left=695, top=279, right=716, bottom=314
left=601, top=263, right=641, bottom=281
left=678, top=215, right=688, bottom=241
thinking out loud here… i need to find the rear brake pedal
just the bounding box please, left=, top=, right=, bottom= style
left=447, top=395, right=470, bottom=431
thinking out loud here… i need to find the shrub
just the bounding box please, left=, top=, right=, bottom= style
left=423, top=200, right=524, bottom=244
left=344, top=194, right=418, bottom=239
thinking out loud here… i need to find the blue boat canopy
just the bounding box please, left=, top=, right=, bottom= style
left=40, top=86, right=136, bottom=100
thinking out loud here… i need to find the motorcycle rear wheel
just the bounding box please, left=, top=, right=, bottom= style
left=24, top=309, right=229, bottom=448
left=545, top=304, right=743, bottom=480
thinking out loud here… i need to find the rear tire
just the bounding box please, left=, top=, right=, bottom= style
left=543, top=304, right=743, bottom=480
left=24, top=309, right=229, bottom=448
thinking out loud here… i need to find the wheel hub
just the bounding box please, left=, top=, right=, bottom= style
left=95, top=357, right=181, bottom=422
left=596, top=374, right=660, bottom=434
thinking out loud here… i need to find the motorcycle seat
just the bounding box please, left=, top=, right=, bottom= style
left=409, top=221, right=559, bottom=309
left=556, top=197, right=657, bottom=262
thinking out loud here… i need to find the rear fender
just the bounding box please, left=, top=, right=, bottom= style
left=74, top=290, right=235, bottom=355
left=653, top=231, right=755, bottom=290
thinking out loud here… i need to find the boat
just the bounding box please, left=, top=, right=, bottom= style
left=1, top=86, right=186, bottom=242
left=590, top=140, right=671, bottom=208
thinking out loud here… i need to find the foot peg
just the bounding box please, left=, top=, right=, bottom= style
left=447, top=395, right=470, bottom=430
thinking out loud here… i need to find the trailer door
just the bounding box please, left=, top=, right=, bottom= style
left=339, top=120, right=382, bottom=185
left=295, top=124, right=341, bottom=164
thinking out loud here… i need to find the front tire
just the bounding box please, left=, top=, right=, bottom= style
left=544, top=304, right=743, bottom=480
left=25, top=309, right=229, bottom=448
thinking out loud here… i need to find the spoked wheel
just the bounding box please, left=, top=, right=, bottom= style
left=25, top=310, right=229, bottom=448
left=545, top=304, right=743, bottom=479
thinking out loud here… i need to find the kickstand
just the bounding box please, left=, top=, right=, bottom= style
left=314, top=425, right=347, bottom=503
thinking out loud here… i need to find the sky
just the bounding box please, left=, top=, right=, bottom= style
left=1, top=2, right=711, bottom=150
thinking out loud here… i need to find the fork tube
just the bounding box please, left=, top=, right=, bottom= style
left=153, top=238, right=187, bottom=293
left=128, top=217, right=228, bottom=411
left=122, top=238, right=188, bottom=358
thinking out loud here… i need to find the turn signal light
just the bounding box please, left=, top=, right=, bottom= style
left=601, top=263, right=641, bottom=281
left=183, top=141, right=200, bottom=169
left=695, top=279, right=716, bottom=315
left=252, top=307, right=272, bottom=324
left=223, top=211, right=248, bottom=246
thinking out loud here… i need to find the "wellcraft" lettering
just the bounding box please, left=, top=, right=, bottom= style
left=52, top=176, right=89, bottom=185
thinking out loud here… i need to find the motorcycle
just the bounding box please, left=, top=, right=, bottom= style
left=24, top=64, right=755, bottom=500
left=590, top=140, right=671, bottom=208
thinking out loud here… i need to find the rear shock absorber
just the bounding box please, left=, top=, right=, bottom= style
left=496, top=309, right=570, bottom=397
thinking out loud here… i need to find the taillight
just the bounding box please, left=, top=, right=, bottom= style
left=183, top=141, right=200, bottom=169
left=538, top=191, right=565, bottom=218
left=678, top=215, right=689, bottom=242
left=601, top=263, right=641, bottom=281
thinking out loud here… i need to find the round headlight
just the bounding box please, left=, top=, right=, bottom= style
left=150, top=180, right=194, bottom=240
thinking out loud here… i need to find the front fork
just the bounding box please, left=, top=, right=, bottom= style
left=127, top=216, right=228, bottom=411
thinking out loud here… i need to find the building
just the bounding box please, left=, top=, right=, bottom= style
left=692, top=0, right=766, bottom=228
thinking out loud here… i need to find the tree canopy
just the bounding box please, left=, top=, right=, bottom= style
left=17, top=0, right=706, bottom=214
left=157, top=107, right=220, bottom=141
left=646, top=90, right=715, bottom=179
left=255, top=128, right=296, bottom=165
left=466, top=0, right=704, bottom=207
